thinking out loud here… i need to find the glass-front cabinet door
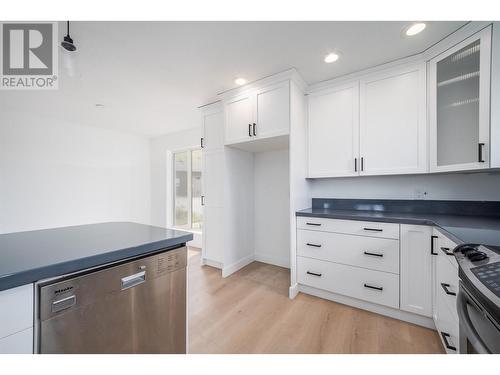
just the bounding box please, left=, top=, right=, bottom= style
left=429, top=26, right=491, bottom=172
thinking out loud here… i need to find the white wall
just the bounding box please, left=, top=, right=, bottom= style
left=0, top=110, right=151, bottom=234
left=254, top=149, right=290, bottom=268
left=150, top=127, right=202, bottom=247
left=310, top=172, right=500, bottom=201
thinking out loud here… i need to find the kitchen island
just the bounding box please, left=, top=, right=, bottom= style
left=0, top=222, right=193, bottom=353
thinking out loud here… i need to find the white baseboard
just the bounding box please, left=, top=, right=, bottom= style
left=299, top=284, right=436, bottom=329
left=289, top=283, right=299, bottom=299
left=201, top=258, right=223, bottom=270
left=254, top=253, right=290, bottom=269
left=222, top=255, right=254, bottom=278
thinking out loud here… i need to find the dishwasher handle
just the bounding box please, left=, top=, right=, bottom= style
left=121, top=270, right=146, bottom=290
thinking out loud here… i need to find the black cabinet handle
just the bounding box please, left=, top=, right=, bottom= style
left=478, top=143, right=485, bottom=163
left=440, top=283, right=456, bottom=296
left=306, top=243, right=322, bottom=248
left=354, top=158, right=358, bottom=172
left=248, top=124, right=252, bottom=137
left=306, top=271, right=322, bottom=277
left=431, top=235, right=438, bottom=255
left=253, top=123, right=257, bottom=136
left=361, top=157, right=364, bottom=171
left=364, top=251, right=383, bottom=257
left=440, top=247, right=454, bottom=256
left=201, top=137, right=204, bottom=148
left=306, top=222, right=321, bottom=226
left=363, top=227, right=383, bottom=232
left=201, top=195, right=205, bottom=206
left=440, top=332, right=457, bottom=351
left=364, top=283, right=383, bottom=291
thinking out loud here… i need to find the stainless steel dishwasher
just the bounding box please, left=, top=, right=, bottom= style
left=36, top=246, right=187, bottom=354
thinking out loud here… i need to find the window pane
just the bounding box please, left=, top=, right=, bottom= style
left=191, top=149, right=203, bottom=230
left=174, top=151, right=188, bottom=227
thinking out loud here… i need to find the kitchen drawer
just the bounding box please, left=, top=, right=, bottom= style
left=297, top=256, right=400, bottom=309
left=436, top=252, right=459, bottom=323
left=0, top=327, right=33, bottom=354
left=297, top=217, right=399, bottom=239
left=435, top=285, right=459, bottom=354
left=297, top=229, right=399, bottom=274
left=436, top=230, right=459, bottom=269
left=0, top=284, right=34, bottom=339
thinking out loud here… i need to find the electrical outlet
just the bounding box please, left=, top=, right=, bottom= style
left=413, top=188, right=428, bottom=200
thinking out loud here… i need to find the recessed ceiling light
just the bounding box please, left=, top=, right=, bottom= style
left=405, top=23, right=426, bottom=36
left=324, top=52, right=340, bottom=63
left=235, top=78, right=247, bottom=85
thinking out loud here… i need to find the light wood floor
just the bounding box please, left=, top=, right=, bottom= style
left=187, top=248, right=444, bottom=354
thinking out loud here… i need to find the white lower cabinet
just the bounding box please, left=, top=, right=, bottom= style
left=0, top=284, right=34, bottom=354
left=432, top=229, right=460, bottom=354
left=0, top=328, right=33, bottom=354
left=297, top=229, right=399, bottom=274
left=400, top=225, right=433, bottom=317
left=297, top=256, right=400, bottom=309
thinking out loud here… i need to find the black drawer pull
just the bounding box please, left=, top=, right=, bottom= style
left=440, top=247, right=454, bottom=256
left=248, top=124, right=252, bottom=137
left=306, top=222, right=321, bottom=226
left=364, top=283, right=383, bottom=291
left=253, top=123, right=257, bottom=136
left=364, top=251, right=383, bottom=257
left=440, top=332, right=457, bottom=351
left=306, top=243, right=322, bottom=248
left=306, top=271, right=322, bottom=277
left=440, top=283, right=456, bottom=296
left=431, top=235, right=438, bottom=255
left=363, top=227, right=383, bottom=232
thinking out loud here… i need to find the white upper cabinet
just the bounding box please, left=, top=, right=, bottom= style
left=359, top=63, right=427, bottom=176
left=254, top=81, right=290, bottom=139
left=429, top=26, right=492, bottom=173
left=308, top=82, right=360, bottom=177
left=202, top=106, right=224, bottom=152
left=225, top=93, right=254, bottom=144
left=224, top=81, right=290, bottom=145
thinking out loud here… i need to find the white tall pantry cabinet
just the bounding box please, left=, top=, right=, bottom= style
left=200, top=103, right=225, bottom=268
left=201, top=69, right=309, bottom=277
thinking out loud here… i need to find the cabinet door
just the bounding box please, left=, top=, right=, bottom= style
left=255, top=81, right=290, bottom=139
left=202, top=108, right=224, bottom=152
left=359, top=63, right=427, bottom=175
left=0, top=327, right=33, bottom=354
left=308, top=82, right=360, bottom=177
left=202, top=206, right=224, bottom=266
left=201, top=151, right=224, bottom=266
left=400, top=224, right=433, bottom=317
left=429, top=27, right=491, bottom=172
left=202, top=151, right=224, bottom=208
left=225, top=93, right=253, bottom=144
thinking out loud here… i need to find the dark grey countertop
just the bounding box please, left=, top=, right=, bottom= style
left=0, top=222, right=193, bottom=291
left=296, top=208, right=500, bottom=247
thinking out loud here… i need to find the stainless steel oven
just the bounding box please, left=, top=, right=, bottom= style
left=457, top=282, right=500, bottom=354
left=36, top=246, right=187, bottom=354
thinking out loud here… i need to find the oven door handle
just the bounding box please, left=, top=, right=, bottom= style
left=456, top=289, right=490, bottom=354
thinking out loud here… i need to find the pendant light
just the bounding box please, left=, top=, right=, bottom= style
left=61, top=21, right=77, bottom=51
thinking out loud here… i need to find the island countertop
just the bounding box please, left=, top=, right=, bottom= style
left=0, top=222, right=193, bottom=291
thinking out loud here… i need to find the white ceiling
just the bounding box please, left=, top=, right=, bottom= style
left=0, top=21, right=467, bottom=137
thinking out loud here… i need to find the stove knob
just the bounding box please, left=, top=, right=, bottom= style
left=468, top=251, right=488, bottom=262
